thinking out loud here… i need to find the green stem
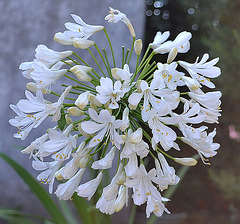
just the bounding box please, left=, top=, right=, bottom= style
left=128, top=203, right=137, bottom=224
left=127, top=36, right=136, bottom=65
left=102, top=48, right=113, bottom=79
left=104, top=28, right=116, bottom=67
left=131, top=55, right=140, bottom=83
left=94, top=43, right=111, bottom=77
left=122, top=46, right=125, bottom=69
left=87, top=48, right=106, bottom=77
left=138, top=45, right=151, bottom=69
left=124, top=49, right=130, bottom=65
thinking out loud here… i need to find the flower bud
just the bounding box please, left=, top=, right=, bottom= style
left=75, top=91, right=90, bottom=109
left=174, top=157, right=198, bottom=166
left=89, top=93, right=102, bottom=109
left=67, top=107, right=84, bottom=116
left=182, top=76, right=200, bottom=91
left=26, top=82, right=38, bottom=92
left=134, top=39, right=143, bottom=55
left=73, top=38, right=95, bottom=49
left=65, top=115, right=73, bottom=125
left=167, top=47, right=178, bottom=64
left=70, top=65, right=92, bottom=82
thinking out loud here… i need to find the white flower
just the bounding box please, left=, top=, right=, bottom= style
left=37, top=124, right=77, bottom=160
left=9, top=86, right=71, bottom=140
left=148, top=109, right=179, bottom=151
left=54, top=14, right=104, bottom=48
left=75, top=91, right=90, bottom=109
left=154, top=153, right=180, bottom=191
left=102, top=163, right=125, bottom=201
left=146, top=195, right=170, bottom=218
left=182, top=76, right=201, bottom=91
left=121, top=129, right=149, bottom=176
left=125, top=164, right=162, bottom=206
left=96, top=77, right=125, bottom=109
left=91, top=147, right=116, bottom=170
left=35, top=45, right=72, bottom=68
left=120, top=107, right=129, bottom=132
left=20, top=60, right=67, bottom=93
left=96, top=194, right=116, bottom=215
left=112, top=64, right=132, bottom=86
left=181, top=128, right=220, bottom=163
left=55, top=142, right=90, bottom=179
left=114, top=185, right=128, bottom=212
left=154, top=62, right=184, bottom=90
left=32, top=157, right=63, bottom=193
left=151, top=31, right=192, bottom=54
left=55, top=168, right=86, bottom=200
left=70, top=65, right=92, bottom=82
left=105, top=7, right=135, bottom=37
left=188, top=91, right=222, bottom=110
left=150, top=31, right=170, bottom=50
left=76, top=172, right=103, bottom=200
left=21, top=132, right=49, bottom=156
left=81, top=108, right=124, bottom=149
left=128, top=79, right=172, bottom=122
left=178, top=54, right=221, bottom=88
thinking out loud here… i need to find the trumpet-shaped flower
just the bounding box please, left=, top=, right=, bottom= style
left=151, top=31, right=192, bottom=54
left=128, top=79, right=172, bottom=122
left=32, top=157, right=63, bottom=193
left=154, top=62, right=184, bottom=90
left=105, top=7, right=135, bottom=37
left=96, top=77, right=125, bottom=109
left=76, top=172, right=103, bottom=200
left=178, top=54, right=221, bottom=88
left=54, top=14, right=104, bottom=48
left=35, top=45, right=72, bottom=68
left=37, top=124, right=77, bottom=160
left=9, top=86, right=71, bottom=139
left=55, top=168, right=86, bottom=200
left=91, top=147, right=116, bottom=170
left=81, top=108, right=124, bottom=149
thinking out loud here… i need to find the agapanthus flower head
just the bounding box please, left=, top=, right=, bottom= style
left=10, top=7, right=222, bottom=219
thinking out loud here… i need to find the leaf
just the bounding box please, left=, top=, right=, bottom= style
left=58, top=200, right=79, bottom=224
left=0, top=208, right=46, bottom=224
left=58, top=109, right=66, bottom=131
left=0, top=153, right=68, bottom=224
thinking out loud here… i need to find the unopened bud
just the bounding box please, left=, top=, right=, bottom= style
left=75, top=91, right=90, bottom=109
left=134, top=39, right=143, bottom=55
left=70, top=65, right=92, bottom=82
left=167, top=47, right=178, bottom=63
left=65, top=115, right=73, bottom=125
left=26, top=82, right=38, bottom=92
left=78, top=123, right=94, bottom=138
left=67, top=107, right=84, bottom=116
left=174, top=157, right=198, bottom=166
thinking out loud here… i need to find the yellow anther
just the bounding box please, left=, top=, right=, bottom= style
left=168, top=75, right=172, bottom=82
left=146, top=108, right=149, bottom=112
left=156, top=100, right=160, bottom=103
left=97, top=139, right=101, bottom=142
left=156, top=129, right=160, bottom=132
left=141, top=107, right=144, bottom=110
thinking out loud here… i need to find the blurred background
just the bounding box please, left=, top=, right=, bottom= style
left=1, top=0, right=240, bottom=223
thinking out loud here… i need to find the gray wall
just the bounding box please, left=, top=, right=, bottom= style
left=0, top=0, right=146, bottom=222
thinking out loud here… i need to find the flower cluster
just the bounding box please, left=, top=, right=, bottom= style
left=10, top=7, right=221, bottom=218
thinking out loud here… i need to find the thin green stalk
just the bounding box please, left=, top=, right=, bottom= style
left=87, top=48, right=106, bottom=77
left=136, top=51, right=155, bottom=74
left=67, top=56, right=80, bottom=65
left=131, top=55, right=140, bottom=83
left=50, top=91, right=75, bottom=101
left=61, top=59, right=74, bottom=67
left=104, top=28, right=116, bottom=67
left=72, top=52, right=101, bottom=79
left=127, top=36, right=136, bottom=65
left=138, top=45, right=151, bottom=69
left=122, top=46, right=125, bottom=68
left=64, top=74, right=97, bottom=92
left=102, top=48, right=113, bottom=79
left=124, top=49, right=130, bottom=65
left=61, top=84, right=96, bottom=93
left=94, top=44, right=111, bottom=77
left=139, top=62, right=157, bottom=80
